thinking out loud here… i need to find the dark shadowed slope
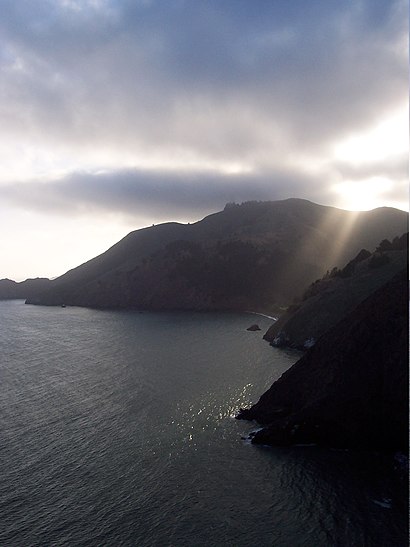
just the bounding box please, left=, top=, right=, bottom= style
left=238, top=270, right=409, bottom=451
left=25, top=199, right=408, bottom=311
left=0, top=278, right=51, bottom=300
left=264, top=234, right=408, bottom=349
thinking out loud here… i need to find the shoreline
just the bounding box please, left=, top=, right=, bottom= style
left=245, top=310, right=278, bottom=321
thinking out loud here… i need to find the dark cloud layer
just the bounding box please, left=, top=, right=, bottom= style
left=0, top=167, right=330, bottom=222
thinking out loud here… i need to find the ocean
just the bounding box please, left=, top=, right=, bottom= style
left=0, top=300, right=407, bottom=546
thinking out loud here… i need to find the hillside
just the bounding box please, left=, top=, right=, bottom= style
left=24, top=199, right=408, bottom=311
left=264, top=234, right=408, bottom=349
left=0, top=278, right=51, bottom=300
left=237, top=270, right=408, bottom=451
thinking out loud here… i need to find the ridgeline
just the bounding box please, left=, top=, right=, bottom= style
left=11, top=199, right=407, bottom=312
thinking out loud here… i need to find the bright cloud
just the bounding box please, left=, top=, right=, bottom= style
left=333, top=107, right=408, bottom=165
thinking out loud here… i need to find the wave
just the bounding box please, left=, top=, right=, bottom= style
left=245, top=311, right=278, bottom=321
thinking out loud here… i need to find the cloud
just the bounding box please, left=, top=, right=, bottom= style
left=0, top=167, right=332, bottom=221
left=332, top=155, right=408, bottom=183
left=0, top=0, right=406, bottom=175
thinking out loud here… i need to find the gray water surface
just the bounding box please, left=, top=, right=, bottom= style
left=0, top=301, right=407, bottom=546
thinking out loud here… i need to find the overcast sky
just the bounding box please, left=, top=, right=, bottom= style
left=1, top=0, right=408, bottom=280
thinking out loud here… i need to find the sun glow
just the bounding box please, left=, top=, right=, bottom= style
left=333, top=108, right=408, bottom=165
left=333, top=177, right=395, bottom=211
left=330, top=106, right=408, bottom=211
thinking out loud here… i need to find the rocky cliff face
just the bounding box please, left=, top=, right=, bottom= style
left=264, top=235, right=408, bottom=349
left=24, top=199, right=408, bottom=311
left=237, top=270, right=408, bottom=451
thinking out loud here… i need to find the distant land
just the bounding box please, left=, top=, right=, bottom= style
left=0, top=277, right=51, bottom=301
left=1, top=198, right=406, bottom=312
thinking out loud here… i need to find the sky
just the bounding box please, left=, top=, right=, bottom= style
left=0, top=0, right=408, bottom=281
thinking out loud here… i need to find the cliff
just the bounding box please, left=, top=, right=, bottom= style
left=24, top=199, right=408, bottom=311
left=237, top=270, right=409, bottom=451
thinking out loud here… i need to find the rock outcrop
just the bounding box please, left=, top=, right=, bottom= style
left=237, top=270, right=409, bottom=451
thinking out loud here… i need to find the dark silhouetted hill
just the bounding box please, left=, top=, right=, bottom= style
left=264, top=233, right=408, bottom=349
left=237, top=270, right=409, bottom=451
left=24, top=199, right=408, bottom=311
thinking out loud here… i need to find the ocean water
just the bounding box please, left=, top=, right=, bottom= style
left=0, top=300, right=407, bottom=546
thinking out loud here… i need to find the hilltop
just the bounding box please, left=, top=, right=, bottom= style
left=8, top=198, right=408, bottom=311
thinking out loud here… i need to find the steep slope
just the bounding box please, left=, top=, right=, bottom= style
left=264, top=234, right=408, bottom=349
left=25, top=199, right=408, bottom=310
left=237, top=270, right=408, bottom=451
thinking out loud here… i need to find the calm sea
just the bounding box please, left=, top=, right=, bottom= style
left=0, top=300, right=407, bottom=546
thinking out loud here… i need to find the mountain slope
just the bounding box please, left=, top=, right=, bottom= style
left=264, top=234, right=408, bottom=349
left=237, top=270, right=409, bottom=451
left=25, top=199, right=408, bottom=310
